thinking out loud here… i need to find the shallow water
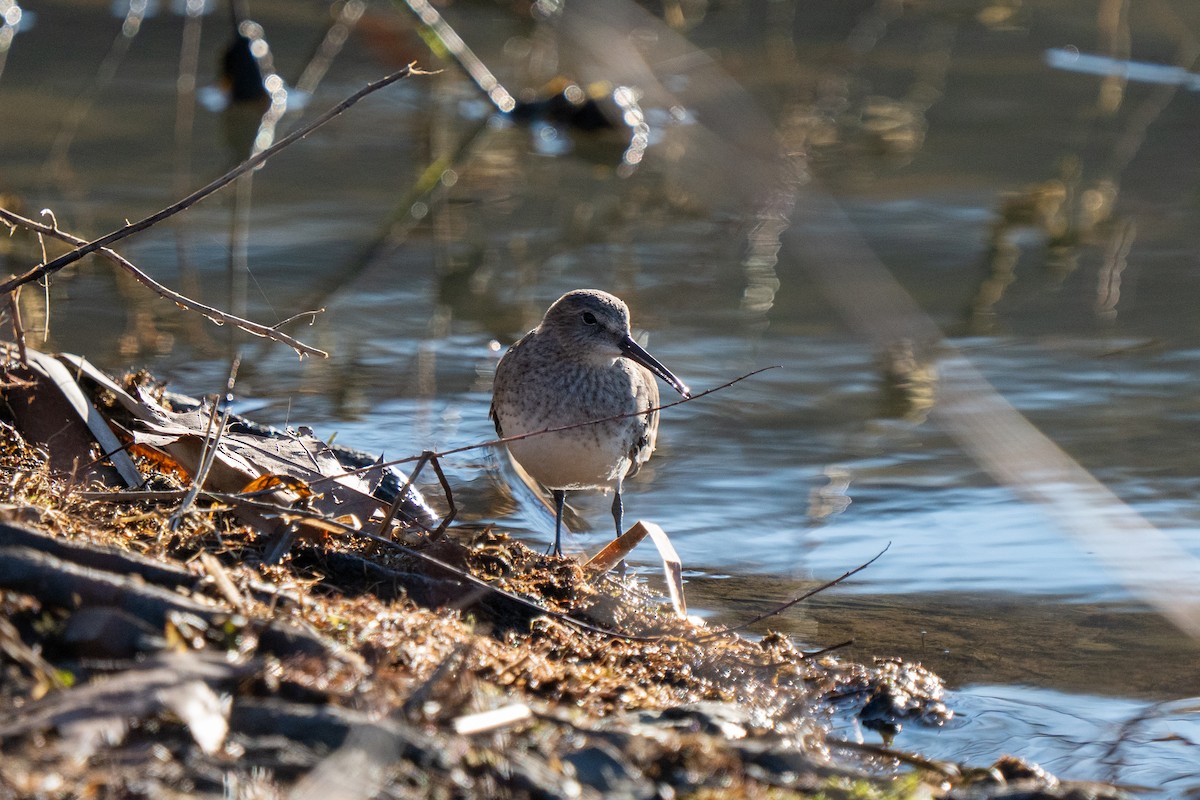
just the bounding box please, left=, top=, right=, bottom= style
left=4, top=0, right=1200, bottom=792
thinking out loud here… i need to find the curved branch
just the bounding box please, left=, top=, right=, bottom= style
left=0, top=207, right=327, bottom=358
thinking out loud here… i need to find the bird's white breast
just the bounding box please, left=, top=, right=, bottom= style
left=492, top=348, right=658, bottom=491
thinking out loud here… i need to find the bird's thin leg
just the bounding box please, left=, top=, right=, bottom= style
left=550, top=489, right=566, bottom=557
left=611, top=489, right=624, bottom=537
left=611, top=488, right=628, bottom=578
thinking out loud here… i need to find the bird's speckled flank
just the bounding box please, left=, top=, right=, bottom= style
left=490, top=289, right=690, bottom=555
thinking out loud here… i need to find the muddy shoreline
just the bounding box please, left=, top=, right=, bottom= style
left=0, top=354, right=1132, bottom=799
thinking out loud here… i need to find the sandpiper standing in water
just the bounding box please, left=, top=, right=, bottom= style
left=490, top=289, right=691, bottom=556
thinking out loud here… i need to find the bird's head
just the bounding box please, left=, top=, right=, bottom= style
left=540, top=289, right=691, bottom=398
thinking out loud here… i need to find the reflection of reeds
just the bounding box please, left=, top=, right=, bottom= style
left=170, top=0, right=208, bottom=355
left=969, top=164, right=1122, bottom=332
left=295, top=0, right=366, bottom=96
left=784, top=149, right=1200, bottom=644
left=806, top=2, right=957, bottom=173
left=1094, top=218, right=1135, bottom=321
left=42, top=1, right=149, bottom=189
left=878, top=339, right=937, bottom=423
left=968, top=0, right=1198, bottom=335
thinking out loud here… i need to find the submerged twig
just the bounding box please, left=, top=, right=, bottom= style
left=801, top=639, right=854, bottom=658
left=828, top=737, right=961, bottom=778
left=0, top=66, right=422, bottom=299
left=0, top=207, right=327, bottom=358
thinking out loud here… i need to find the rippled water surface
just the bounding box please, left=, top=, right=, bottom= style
left=4, top=0, right=1200, bottom=792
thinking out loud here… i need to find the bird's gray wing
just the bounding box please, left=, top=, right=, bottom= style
left=624, top=366, right=660, bottom=478
left=490, top=330, right=536, bottom=438
left=489, top=400, right=503, bottom=437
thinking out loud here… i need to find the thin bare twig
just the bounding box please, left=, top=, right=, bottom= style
left=297, top=365, right=783, bottom=492
left=0, top=207, right=327, bottom=358
left=375, top=450, right=432, bottom=540
left=698, top=543, right=891, bottom=639
left=218, top=364, right=778, bottom=557
left=828, top=737, right=961, bottom=778
left=168, top=357, right=241, bottom=532
left=167, top=400, right=231, bottom=533
left=0, top=65, right=422, bottom=298
left=475, top=365, right=782, bottom=457
left=5, top=288, right=26, bottom=364
left=271, top=308, right=325, bottom=330
left=374, top=450, right=458, bottom=542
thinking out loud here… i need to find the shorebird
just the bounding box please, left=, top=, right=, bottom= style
left=490, top=289, right=691, bottom=556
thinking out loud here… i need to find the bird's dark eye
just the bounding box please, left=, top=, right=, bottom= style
left=581, top=312, right=597, bottom=325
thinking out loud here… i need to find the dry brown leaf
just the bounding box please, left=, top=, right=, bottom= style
left=1, top=346, right=142, bottom=487
left=240, top=473, right=314, bottom=500
left=641, top=521, right=687, bottom=618
left=584, top=521, right=687, bottom=618
left=128, top=442, right=192, bottom=481
left=583, top=523, right=651, bottom=577
left=122, top=386, right=383, bottom=521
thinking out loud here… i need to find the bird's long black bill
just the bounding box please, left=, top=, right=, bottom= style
left=620, top=336, right=691, bottom=398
